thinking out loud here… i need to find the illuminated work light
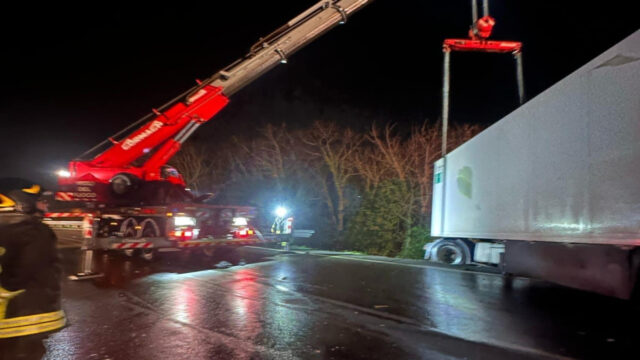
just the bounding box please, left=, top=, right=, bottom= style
left=275, top=206, right=287, bottom=218
left=57, top=169, right=71, bottom=178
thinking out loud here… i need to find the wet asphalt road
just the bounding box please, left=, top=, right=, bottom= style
left=43, top=247, right=637, bottom=359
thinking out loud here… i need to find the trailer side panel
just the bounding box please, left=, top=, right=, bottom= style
left=432, top=30, right=640, bottom=246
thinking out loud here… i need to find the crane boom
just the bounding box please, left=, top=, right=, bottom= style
left=204, top=0, right=369, bottom=97
left=59, top=0, right=371, bottom=203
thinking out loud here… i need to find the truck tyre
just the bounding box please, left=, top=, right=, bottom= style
left=120, top=217, right=139, bottom=257
left=431, top=239, right=470, bottom=265
left=202, top=247, right=216, bottom=257
left=139, top=218, right=160, bottom=261
left=206, top=245, right=239, bottom=266
left=179, top=249, right=194, bottom=262
left=110, top=173, right=138, bottom=196
left=140, top=249, right=154, bottom=261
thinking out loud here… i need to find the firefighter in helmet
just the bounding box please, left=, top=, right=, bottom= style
left=271, top=206, right=288, bottom=235
left=271, top=206, right=293, bottom=250
left=0, top=178, right=65, bottom=360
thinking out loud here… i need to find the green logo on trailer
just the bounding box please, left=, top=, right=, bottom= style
left=457, top=166, right=472, bottom=198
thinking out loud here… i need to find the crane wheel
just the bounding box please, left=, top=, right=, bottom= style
left=110, top=173, right=139, bottom=196
left=139, top=218, right=160, bottom=261
left=120, top=217, right=139, bottom=257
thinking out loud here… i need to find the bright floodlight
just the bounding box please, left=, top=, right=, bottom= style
left=57, top=169, right=71, bottom=178
left=275, top=206, right=287, bottom=218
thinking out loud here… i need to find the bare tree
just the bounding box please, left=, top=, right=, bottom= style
left=353, top=146, right=388, bottom=194
left=302, top=121, right=363, bottom=232
left=405, top=122, right=441, bottom=223
left=233, top=123, right=316, bottom=191
left=170, top=141, right=216, bottom=193
left=368, top=123, right=410, bottom=181
left=367, top=123, right=416, bottom=253
left=253, top=123, right=289, bottom=181
left=364, top=121, right=481, bottom=252
left=448, top=123, right=481, bottom=153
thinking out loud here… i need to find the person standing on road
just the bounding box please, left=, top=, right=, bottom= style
left=0, top=178, right=65, bottom=360
left=271, top=207, right=294, bottom=250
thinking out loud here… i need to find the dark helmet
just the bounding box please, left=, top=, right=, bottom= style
left=0, top=178, right=44, bottom=214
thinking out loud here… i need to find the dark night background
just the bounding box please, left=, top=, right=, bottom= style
left=0, top=1, right=638, bottom=187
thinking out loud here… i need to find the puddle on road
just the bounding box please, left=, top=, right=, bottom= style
left=61, top=248, right=277, bottom=288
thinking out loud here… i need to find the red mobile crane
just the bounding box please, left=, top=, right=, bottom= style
left=57, top=0, right=371, bottom=205
left=44, top=0, right=371, bottom=274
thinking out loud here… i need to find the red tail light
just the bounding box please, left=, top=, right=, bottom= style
left=169, top=228, right=198, bottom=241
left=234, top=228, right=254, bottom=238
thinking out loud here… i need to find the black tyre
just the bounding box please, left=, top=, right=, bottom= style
left=202, top=247, right=216, bottom=257
left=110, top=173, right=139, bottom=196
left=432, top=239, right=469, bottom=265
left=139, top=219, right=160, bottom=261
left=119, top=217, right=139, bottom=257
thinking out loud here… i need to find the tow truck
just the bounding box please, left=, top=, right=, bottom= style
left=43, top=0, right=371, bottom=278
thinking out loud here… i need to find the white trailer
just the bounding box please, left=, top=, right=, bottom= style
left=427, top=30, right=640, bottom=299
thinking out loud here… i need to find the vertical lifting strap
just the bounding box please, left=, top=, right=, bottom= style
left=440, top=47, right=451, bottom=239
left=441, top=47, right=451, bottom=157
left=514, top=51, right=526, bottom=105
left=471, top=0, right=478, bottom=24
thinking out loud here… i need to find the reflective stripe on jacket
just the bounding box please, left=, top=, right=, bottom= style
left=0, top=310, right=66, bottom=338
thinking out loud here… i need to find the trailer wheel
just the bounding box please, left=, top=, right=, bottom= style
left=430, top=239, right=470, bottom=265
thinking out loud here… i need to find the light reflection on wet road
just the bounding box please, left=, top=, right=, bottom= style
left=44, top=247, right=636, bottom=359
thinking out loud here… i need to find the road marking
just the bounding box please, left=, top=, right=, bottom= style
left=245, top=246, right=506, bottom=278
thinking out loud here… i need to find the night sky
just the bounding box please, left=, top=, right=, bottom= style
left=1, top=1, right=638, bottom=186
